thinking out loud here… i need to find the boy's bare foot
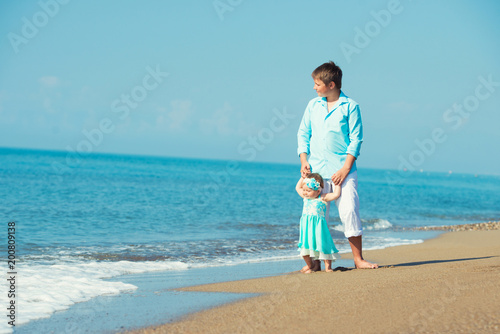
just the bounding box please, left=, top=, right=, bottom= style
left=325, top=268, right=333, bottom=272
left=354, top=259, right=378, bottom=269
left=302, top=268, right=314, bottom=274
left=349, top=237, right=378, bottom=269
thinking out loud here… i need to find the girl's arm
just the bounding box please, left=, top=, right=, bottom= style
left=322, top=184, right=341, bottom=202
left=296, top=177, right=305, bottom=198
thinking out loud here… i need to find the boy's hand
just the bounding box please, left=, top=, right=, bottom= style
left=331, top=167, right=349, bottom=186
left=300, top=161, right=311, bottom=178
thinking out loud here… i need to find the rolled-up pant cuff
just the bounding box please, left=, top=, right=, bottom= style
left=344, top=230, right=363, bottom=238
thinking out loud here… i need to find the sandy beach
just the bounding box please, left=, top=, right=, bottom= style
left=128, top=226, right=500, bottom=334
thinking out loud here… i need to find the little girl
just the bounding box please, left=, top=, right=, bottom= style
left=296, top=173, right=341, bottom=273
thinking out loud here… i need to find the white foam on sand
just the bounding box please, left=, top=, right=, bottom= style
left=0, top=260, right=188, bottom=334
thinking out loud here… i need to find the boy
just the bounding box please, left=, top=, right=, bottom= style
left=297, top=61, right=377, bottom=269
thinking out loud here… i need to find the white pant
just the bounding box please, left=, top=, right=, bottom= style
left=321, top=171, right=363, bottom=238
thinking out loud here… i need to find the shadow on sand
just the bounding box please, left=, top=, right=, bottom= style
left=391, top=256, right=497, bottom=267
left=332, top=256, right=497, bottom=271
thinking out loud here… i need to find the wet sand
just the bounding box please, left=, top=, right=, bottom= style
left=128, top=227, right=500, bottom=333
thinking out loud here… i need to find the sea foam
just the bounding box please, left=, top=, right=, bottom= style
left=365, top=219, right=393, bottom=230
left=332, top=219, right=393, bottom=232
left=0, top=260, right=188, bottom=334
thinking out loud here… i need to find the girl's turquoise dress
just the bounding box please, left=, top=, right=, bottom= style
left=298, top=197, right=340, bottom=260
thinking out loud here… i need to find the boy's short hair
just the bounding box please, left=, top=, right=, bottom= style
left=306, top=172, right=324, bottom=189
left=312, top=61, right=342, bottom=89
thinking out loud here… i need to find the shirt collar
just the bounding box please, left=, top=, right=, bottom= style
left=338, top=90, right=348, bottom=104
left=320, top=90, right=348, bottom=107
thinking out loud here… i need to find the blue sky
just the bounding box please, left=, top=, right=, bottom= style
left=1, top=0, right=499, bottom=175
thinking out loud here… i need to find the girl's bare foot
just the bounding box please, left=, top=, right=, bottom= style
left=324, top=259, right=333, bottom=272
left=300, top=265, right=310, bottom=273
left=311, top=260, right=321, bottom=272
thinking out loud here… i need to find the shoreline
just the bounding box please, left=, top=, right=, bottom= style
left=410, top=220, right=500, bottom=231
left=128, top=225, right=500, bottom=334
left=14, top=237, right=429, bottom=334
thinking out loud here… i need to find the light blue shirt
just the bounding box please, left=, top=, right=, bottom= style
left=297, top=91, right=363, bottom=179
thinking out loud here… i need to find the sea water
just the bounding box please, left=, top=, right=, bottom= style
left=1, top=147, right=499, bottom=332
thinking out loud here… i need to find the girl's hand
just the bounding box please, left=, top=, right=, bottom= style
left=331, top=167, right=349, bottom=186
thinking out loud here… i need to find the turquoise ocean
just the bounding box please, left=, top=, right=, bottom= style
left=1, top=147, right=500, bottom=332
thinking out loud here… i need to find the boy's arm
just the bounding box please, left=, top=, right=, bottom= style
left=332, top=104, right=363, bottom=185
left=331, top=154, right=355, bottom=185
left=346, top=104, right=363, bottom=159
left=296, top=177, right=305, bottom=198
left=299, top=153, right=310, bottom=177
left=322, top=185, right=341, bottom=202
left=297, top=102, right=312, bottom=176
